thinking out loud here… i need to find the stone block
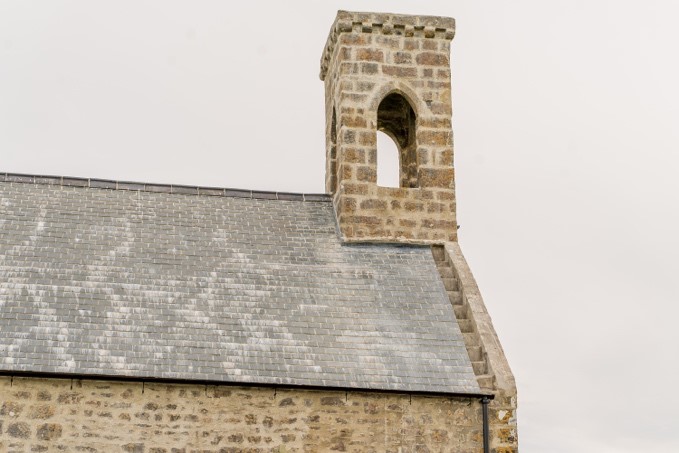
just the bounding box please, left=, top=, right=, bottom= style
left=7, top=422, right=30, bottom=439
left=416, top=52, right=449, bottom=66
left=382, top=65, right=417, bottom=78
left=419, top=168, right=454, bottom=188
left=355, top=49, right=384, bottom=62
left=36, top=423, right=62, bottom=441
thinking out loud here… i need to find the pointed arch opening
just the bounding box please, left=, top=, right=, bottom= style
left=377, top=92, right=418, bottom=188
left=376, top=131, right=400, bottom=187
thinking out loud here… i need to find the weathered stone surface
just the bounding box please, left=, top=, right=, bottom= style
left=0, top=377, right=485, bottom=452
left=0, top=401, right=23, bottom=417
left=36, top=423, right=62, bottom=441
left=355, top=48, right=384, bottom=62
left=322, top=11, right=458, bottom=244
left=416, top=51, right=450, bottom=66
left=382, top=65, right=418, bottom=78
left=434, top=243, right=519, bottom=452
left=28, top=405, right=55, bottom=420
left=7, top=421, right=30, bottom=438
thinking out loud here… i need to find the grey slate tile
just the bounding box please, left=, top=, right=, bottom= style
left=0, top=180, right=480, bottom=394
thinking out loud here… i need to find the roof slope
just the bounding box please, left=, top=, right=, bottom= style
left=0, top=177, right=479, bottom=394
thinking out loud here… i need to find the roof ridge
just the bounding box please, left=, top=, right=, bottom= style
left=0, top=171, right=331, bottom=202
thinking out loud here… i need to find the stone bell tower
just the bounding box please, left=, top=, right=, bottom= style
left=321, top=11, right=457, bottom=243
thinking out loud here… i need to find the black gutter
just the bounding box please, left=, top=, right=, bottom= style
left=482, top=396, right=491, bottom=453
left=0, top=370, right=494, bottom=401
left=2, top=370, right=494, bottom=449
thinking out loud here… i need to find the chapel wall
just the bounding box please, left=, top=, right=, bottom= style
left=0, top=376, right=489, bottom=452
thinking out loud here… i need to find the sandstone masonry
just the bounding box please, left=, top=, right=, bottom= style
left=434, top=244, right=519, bottom=452
left=321, top=11, right=457, bottom=243
left=0, top=377, right=493, bottom=452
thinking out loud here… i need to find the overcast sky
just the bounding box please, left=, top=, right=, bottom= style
left=2, top=1, right=678, bottom=451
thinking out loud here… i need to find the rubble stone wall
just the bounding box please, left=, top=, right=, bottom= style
left=0, top=376, right=489, bottom=452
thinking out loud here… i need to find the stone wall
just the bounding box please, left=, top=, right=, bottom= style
left=0, top=376, right=491, bottom=452
left=443, top=243, right=519, bottom=453
left=321, top=11, right=458, bottom=244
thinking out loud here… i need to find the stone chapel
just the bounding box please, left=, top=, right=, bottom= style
left=0, top=10, right=518, bottom=452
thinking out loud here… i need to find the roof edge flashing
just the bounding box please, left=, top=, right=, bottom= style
left=0, top=171, right=331, bottom=203
left=0, top=370, right=494, bottom=400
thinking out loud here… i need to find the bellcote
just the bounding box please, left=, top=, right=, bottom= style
left=320, top=11, right=458, bottom=244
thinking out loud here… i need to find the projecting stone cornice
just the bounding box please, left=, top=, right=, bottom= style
left=320, top=10, right=455, bottom=80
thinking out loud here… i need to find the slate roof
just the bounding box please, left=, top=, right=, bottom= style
left=0, top=175, right=480, bottom=394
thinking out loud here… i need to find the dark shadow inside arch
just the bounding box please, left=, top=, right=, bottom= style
left=377, top=93, right=418, bottom=188
left=329, top=107, right=338, bottom=193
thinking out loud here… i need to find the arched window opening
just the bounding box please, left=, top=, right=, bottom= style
left=377, top=131, right=400, bottom=188
left=377, top=93, right=418, bottom=188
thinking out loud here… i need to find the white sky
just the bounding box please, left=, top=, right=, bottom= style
left=2, top=1, right=678, bottom=451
